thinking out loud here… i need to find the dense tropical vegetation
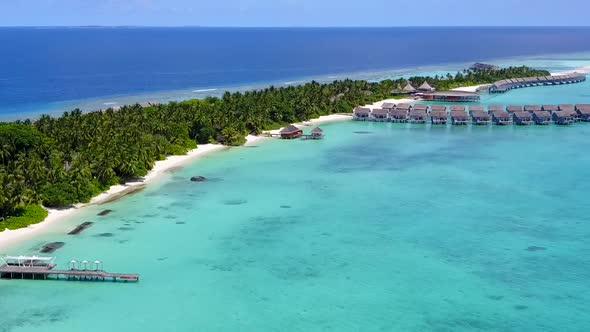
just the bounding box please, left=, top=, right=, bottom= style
left=0, top=65, right=549, bottom=229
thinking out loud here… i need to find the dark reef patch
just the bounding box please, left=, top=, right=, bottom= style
left=175, top=221, right=186, bottom=224
left=67, top=221, right=93, bottom=235
left=223, top=199, right=247, bottom=206
left=40, top=242, right=65, bottom=253
left=280, top=205, right=291, bottom=209
left=97, top=209, right=113, bottom=216
left=514, top=305, right=528, bottom=310
left=117, top=227, right=134, bottom=231
left=526, top=246, right=546, bottom=252
left=95, top=232, right=115, bottom=238
left=353, top=131, right=372, bottom=134
left=487, top=295, right=504, bottom=301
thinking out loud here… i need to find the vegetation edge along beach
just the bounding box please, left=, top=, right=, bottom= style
left=0, top=65, right=549, bottom=239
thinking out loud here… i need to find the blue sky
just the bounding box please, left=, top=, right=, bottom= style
left=1, top=0, right=588, bottom=27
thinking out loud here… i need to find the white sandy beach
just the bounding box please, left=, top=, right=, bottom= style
left=0, top=143, right=227, bottom=251
left=0, top=114, right=354, bottom=251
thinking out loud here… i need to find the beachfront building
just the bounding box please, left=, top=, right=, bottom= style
left=576, top=104, right=590, bottom=121
left=532, top=111, right=552, bottom=125
left=552, top=111, right=575, bottom=125
left=421, top=91, right=480, bottom=103
left=451, top=109, right=469, bottom=125
left=370, top=108, right=389, bottom=122
left=280, top=125, right=303, bottom=139
left=506, top=105, right=523, bottom=114
left=488, top=74, right=586, bottom=93
left=513, top=111, right=533, bottom=125
left=417, top=81, right=435, bottom=92
left=402, top=83, right=417, bottom=94
left=491, top=110, right=511, bottom=125
left=353, top=107, right=370, bottom=121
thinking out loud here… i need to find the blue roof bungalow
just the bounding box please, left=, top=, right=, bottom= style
left=353, top=107, right=371, bottom=121
left=552, top=110, right=575, bottom=125
left=491, top=110, right=511, bottom=125
left=513, top=111, right=533, bottom=125
left=532, top=111, right=552, bottom=125
left=575, top=104, right=590, bottom=121
left=370, top=108, right=389, bottom=122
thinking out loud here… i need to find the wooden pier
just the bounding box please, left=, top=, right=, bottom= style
left=0, top=256, right=139, bottom=283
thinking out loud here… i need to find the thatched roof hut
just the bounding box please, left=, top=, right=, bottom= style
left=402, top=83, right=416, bottom=93
left=418, top=81, right=435, bottom=92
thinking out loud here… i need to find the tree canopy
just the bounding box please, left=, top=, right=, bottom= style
left=0, top=65, right=549, bottom=227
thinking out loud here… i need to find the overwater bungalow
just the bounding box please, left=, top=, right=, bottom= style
left=575, top=104, right=590, bottom=121
left=409, top=109, right=427, bottom=124
left=489, top=74, right=586, bottom=93
left=280, top=125, right=303, bottom=139
left=524, top=105, right=542, bottom=113
left=506, top=105, right=523, bottom=113
left=561, top=108, right=579, bottom=122
left=451, top=110, right=469, bottom=125
left=381, top=102, right=396, bottom=111
left=412, top=104, right=429, bottom=113
left=430, top=108, right=448, bottom=125
left=353, top=107, right=371, bottom=121
left=487, top=105, right=505, bottom=114
left=450, top=105, right=466, bottom=112
left=396, top=103, right=412, bottom=112
left=309, top=127, right=324, bottom=139
left=491, top=110, right=511, bottom=125
left=513, top=111, right=533, bottom=125
left=542, top=105, right=558, bottom=113
left=469, top=105, right=484, bottom=113
left=417, top=81, right=435, bottom=92
left=370, top=108, right=389, bottom=122
left=471, top=110, right=490, bottom=125
left=390, top=109, right=408, bottom=123
left=532, top=111, right=552, bottom=125
left=552, top=111, right=575, bottom=125
left=559, top=104, right=575, bottom=112
left=422, top=91, right=480, bottom=102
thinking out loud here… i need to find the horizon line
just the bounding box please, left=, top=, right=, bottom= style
left=2, top=25, right=590, bottom=29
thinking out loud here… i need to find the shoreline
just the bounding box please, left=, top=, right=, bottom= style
left=0, top=114, right=353, bottom=252
left=0, top=143, right=228, bottom=251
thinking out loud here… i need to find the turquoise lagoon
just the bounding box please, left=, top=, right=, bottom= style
left=2, top=82, right=590, bottom=331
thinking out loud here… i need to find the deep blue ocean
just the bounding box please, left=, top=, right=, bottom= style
left=2, top=26, right=590, bottom=119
